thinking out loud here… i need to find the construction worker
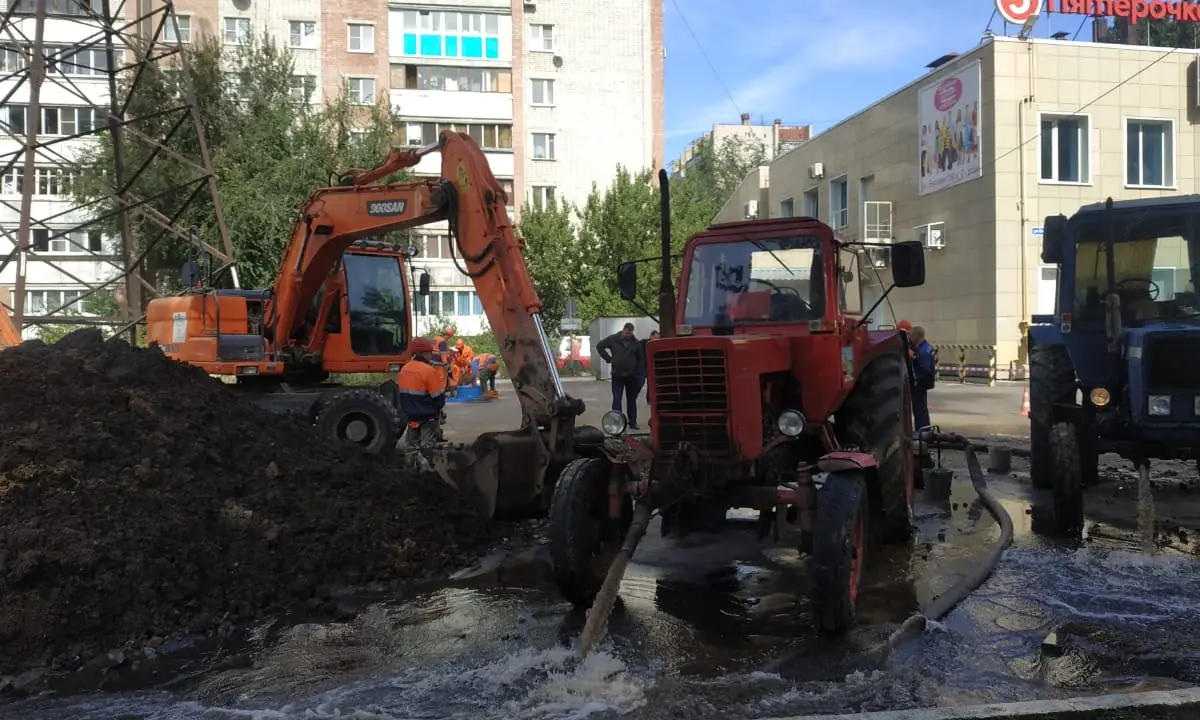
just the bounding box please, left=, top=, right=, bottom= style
left=472, top=352, right=501, bottom=397
left=452, top=339, right=475, bottom=386
left=398, top=337, right=446, bottom=449
left=455, top=338, right=474, bottom=364
left=910, top=325, right=936, bottom=431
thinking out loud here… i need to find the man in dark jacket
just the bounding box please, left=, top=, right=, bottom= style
left=597, top=322, right=645, bottom=430
left=910, top=325, right=936, bottom=431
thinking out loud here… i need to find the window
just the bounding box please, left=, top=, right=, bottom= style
left=500, top=179, right=515, bottom=207
left=683, top=238, right=823, bottom=326
left=1126, top=119, right=1174, bottom=188
left=2, top=167, right=22, bottom=194
left=531, top=185, right=555, bottom=208
left=456, top=291, right=472, bottom=316
left=347, top=77, right=375, bottom=105
left=529, top=24, right=554, bottom=51
left=223, top=73, right=247, bottom=100
left=26, top=289, right=83, bottom=316
left=341, top=253, right=409, bottom=356
left=530, top=78, right=555, bottom=106
left=348, top=23, right=375, bottom=53
left=802, top=188, right=819, bottom=218
left=414, top=66, right=512, bottom=92
left=839, top=249, right=863, bottom=314
left=47, top=46, right=111, bottom=76
left=2, top=104, right=26, bottom=134
left=289, top=20, right=317, bottom=49
left=1039, top=114, right=1088, bottom=184
left=397, top=122, right=512, bottom=150
left=778, top=198, right=794, bottom=218
left=290, top=75, right=316, bottom=103
left=13, top=0, right=101, bottom=16
left=32, top=228, right=103, bottom=253
left=35, top=167, right=74, bottom=196
left=165, top=14, right=191, bottom=43
left=829, top=177, right=848, bottom=230
left=223, top=17, right=250, bottom=45
left=0, top=46, right=25, bottom=73
left=531, top=132, right=555, bottom=160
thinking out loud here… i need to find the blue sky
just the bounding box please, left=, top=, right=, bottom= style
left=662, top=0, right=1103, bottom=160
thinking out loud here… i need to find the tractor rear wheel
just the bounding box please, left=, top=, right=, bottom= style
left=811, top=471, right=869, bottom=634
left=836, top=352, right=913, bottom=544
left=1050, top=421, right=1085, bottom=536
left=549, top=457, right=633, bottom=607
left=1029, top=344, right=1075, bottom=490
left=314, top=389, right=401, bottom=455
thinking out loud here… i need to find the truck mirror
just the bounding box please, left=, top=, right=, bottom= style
left=1042, top=214, right=1067, bottom=264
left=889, top=241, right=925, bottom=288
left=418, top=272, right=431, bottom=296
left=181, top=259, right=201, bottom=288
left=618, top=262, right=637, bottom=301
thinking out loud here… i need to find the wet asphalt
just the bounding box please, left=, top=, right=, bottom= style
left=7, top=381, right=1200, bottom=719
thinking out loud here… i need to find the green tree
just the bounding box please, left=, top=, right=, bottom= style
left=518, top=196, right=583, bottom=330
left=71, top=33, right=401, bottom=305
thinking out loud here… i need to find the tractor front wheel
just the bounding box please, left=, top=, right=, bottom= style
left=549, top=457, right=633, bottom=607
left=811, top=471, right=869, bottom=634
left=1050, top=422, right=1085, bottom=536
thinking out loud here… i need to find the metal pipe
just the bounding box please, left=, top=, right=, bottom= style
left=531, top=312, right=566, bottom=400
left=13, top=0, right=48, bottom=330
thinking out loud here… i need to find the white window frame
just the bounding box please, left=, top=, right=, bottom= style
left=222, top=17, right=250, bottom=45
left=531, top=185, right=555, bottom=208
left=531, top=132, right=555, bottom=160
left=529, top=78, right=555, bottom=106
left=26, top=288, right=85, bottom=316
left=778, top=198, right=794, bottom=218
left=828, top=175, right=849, bottom=230
left=347, top=76, right=376, bottom=106
left=289, top=74, right=316, bottom=103
left=288, top=20, right=318, bottom=49
left=1124, top=116, right=1175, bottom=189
left=528, top=24, right=554, bottom=52
left=165, top=14, right=191, bottom=44
left=347, top=22, right=375, bottom=54
left=802, top=186, right=819, bottom=219
left=1037, top=112, right=1091, bottom=185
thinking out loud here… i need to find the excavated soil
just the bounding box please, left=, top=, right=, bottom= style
left=0, top=330, right=492, bottom=674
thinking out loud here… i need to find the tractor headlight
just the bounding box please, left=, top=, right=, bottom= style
left=777, top=410, right=806, bottom=437
left=1089, top=388, right=1111, bottom=407
left=601, top=410, right=628, bottom=436
left=1149, top=394, right=1172, bottom=417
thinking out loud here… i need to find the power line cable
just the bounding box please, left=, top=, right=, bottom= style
left=666, top=0, right=741, bottom=118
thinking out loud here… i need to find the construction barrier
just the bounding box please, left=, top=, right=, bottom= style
left=932, top=344, right=998, bottom=387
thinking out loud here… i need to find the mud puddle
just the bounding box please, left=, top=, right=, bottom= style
left=8, top=468, right=1200, bottom=719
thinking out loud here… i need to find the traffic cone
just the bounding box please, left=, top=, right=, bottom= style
left=1020, top=387, right=1031, bottom=417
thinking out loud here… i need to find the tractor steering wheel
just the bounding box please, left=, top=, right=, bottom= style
left=750, top=277, right=803, bottom=298
left=1114, top=277, right=1161, bottom=301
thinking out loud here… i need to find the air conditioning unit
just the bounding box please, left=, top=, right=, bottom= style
left=743, top=199, right=759, bottom=219
left=915, top=221, right=946, bottom=251
left=808, top=162, right=825, bottom=179
left=524, top=0, right=537, bottom=9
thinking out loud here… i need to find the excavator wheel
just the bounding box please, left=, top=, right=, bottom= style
left=549, top=457, right=632, bottom=607
left=314, top=388, right=401, bottom=455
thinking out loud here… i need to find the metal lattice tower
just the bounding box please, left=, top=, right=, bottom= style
left=0, top=0, right=232, bottom=334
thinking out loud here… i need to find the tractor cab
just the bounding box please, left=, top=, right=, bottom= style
left=1029, top=195, right=1200, bottom=535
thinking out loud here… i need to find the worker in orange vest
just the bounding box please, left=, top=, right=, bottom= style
left=397, top=337, right=446, bottom=450
left=471, top=352, right=502, bottom=397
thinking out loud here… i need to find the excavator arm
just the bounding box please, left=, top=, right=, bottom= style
left=0, top=304, right=20, bottom=349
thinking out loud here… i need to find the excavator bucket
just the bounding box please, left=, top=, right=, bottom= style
left=425, top=430, right=551, bottom=521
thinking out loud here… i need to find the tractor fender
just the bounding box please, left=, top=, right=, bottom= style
left=1028, top=323, right=1064, bottom=348
left=817, top=451, right=878, bottom=474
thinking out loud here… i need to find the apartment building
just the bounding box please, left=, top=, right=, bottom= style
left=673, top=113, right=813, bottom=177
left=168, top=0, right=663, bottom=335
left=0, top=1, right=124, bottom=337
left=715, top=34, right=1200, bottom=375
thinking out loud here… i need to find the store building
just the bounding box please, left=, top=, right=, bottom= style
left=715, top=33, right=1200, bottom=377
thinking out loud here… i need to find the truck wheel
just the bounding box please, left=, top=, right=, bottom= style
left=314, top=389, right=400, bottom=455
left=811, top=471, right=869, bottom=634
left=1029, top=344, right=1075, bottom=490
left=1050, top=421, right=1084, bottom=536
left=549, top=457, right=632, bottom=607
left=836, top=351, right=913, bottom=544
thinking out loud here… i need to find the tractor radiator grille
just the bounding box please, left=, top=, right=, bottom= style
left=651, top=348, right=728, bottom=412
left=652, top=348, right=732, bottom=456
left=1145, top=335, right=1200, bottom=390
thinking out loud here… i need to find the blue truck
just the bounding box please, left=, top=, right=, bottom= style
left=1027, top=196, right=1200, bottom=535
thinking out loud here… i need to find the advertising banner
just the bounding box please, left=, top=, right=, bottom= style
left=918, top=60, right=982, bottom=196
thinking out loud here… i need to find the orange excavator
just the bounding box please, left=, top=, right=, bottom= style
left=0, top=305, right=20, bottom=349
left=146, top=131, right=604, bottom=517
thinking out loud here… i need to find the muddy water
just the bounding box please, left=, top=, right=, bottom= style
left=9, top=473, right=1200, bottom=720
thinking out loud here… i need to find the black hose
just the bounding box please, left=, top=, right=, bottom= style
left=877, top=431, right=1015, bottom=663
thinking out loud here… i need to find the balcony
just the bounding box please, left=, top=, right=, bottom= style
left=390, top=88, right=512, bottom=122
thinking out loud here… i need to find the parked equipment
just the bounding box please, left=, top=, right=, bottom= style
left=557, top=169, right=929, bottom=640
left=1028, top=196, right=1200, bottom=535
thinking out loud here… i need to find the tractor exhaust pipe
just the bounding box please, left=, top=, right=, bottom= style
left=657, top=168, right=677, bottom=338
left=577, top=500, right=653, bottom=660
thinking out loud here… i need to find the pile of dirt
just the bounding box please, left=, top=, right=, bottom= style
left=0, top=330, right=492, bottom=674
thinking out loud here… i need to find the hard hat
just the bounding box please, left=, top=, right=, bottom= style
left=410, top=337, right=435, bottom=354
left=455, top=339, right=465, bottom=349
left=898, top=320, right=913, bottom=331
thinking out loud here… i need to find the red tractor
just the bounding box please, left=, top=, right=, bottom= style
left=547, top=172, right=927, bottom=633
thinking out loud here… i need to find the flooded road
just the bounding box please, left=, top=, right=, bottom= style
left=9, top=461, right=1200, bottom=719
